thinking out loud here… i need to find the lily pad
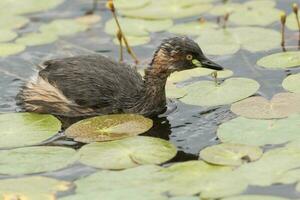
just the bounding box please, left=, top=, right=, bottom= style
left=114, top=0, right=150, bottom=10
left=65, top=114, right=153, bottom=143
left=286, top=13, right=300, bottom=31
left=199, top=143, right=263, bottom=166
left=0, top=146, right=77, bottom=175
left=16, top=32, right=58, bottom=46
left=75, top=15, right=101, bottom=25
left=0, top=43, right=25, bottom=57
left=166, top=82, right=187, bottom=99
left=257, top=51, right=300, bottom=69
left=217, top=114, right=300, bottom=146
left=78, top=136, right=177, bottom=169
left=169, top=21, right=217, bottom=36
left=180, top=77, right=260, bottom=107
left=231, top=93, right=300, bottom=119
left=0, top=15, right=29, bottom=30
left=105, top=17, right=173, bottom=37
left=119, top=1, right=212, bottom=19
left=282, top=73, right=300, bottom=93
left=209, top=3, right=245, bottom=16
left=39, top=19, right=88, bottom=36
left=0, top=30, right=17, bottom=42
left=223, top=195, right=290, bottom=200
left=113, top=35, right=151, bottom=46
left=0, top=113, right=61, bottom=148
left=0, top=176, right=72, bottom=200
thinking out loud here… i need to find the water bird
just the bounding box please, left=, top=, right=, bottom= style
left=17, top=36, right=223, bottom=118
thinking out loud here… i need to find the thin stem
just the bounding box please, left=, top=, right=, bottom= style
left=280, top=12, right=286, bottom=51
left=223, top=12, right=230, bottom=29
left=107, top=0, right=139, bottom=64
left=117, top=30, right=124, bottom=63
left=85, top=0, right=98, bottom=15
left=293, top=3, right=300, bottom=49
left=211, top=71, right=219, bottom=86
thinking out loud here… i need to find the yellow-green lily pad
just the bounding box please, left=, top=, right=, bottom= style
left=0, top=30, right=17, bottom=42
left=114, top=0, right=150, bottom=10
left=217, top=114, right=300, bottom=146
left=78, top=136, right=177, bottom=169
left=39, top=19, right=88, bottom=36
left=169, top=21, right=217, bottom=36
left=105, top=17, right=173, bottom=37
left=0, top=146, right=77, bottom=175
left=65, top=114, right=153, bottom=143
left=223, top=195, right=290, bottom=200
left=0, top=43, right=25, bottom=57
left=282, top=73, right=300, bottom=93
left=231, top=93, right=300, bottom=119
left=257, top=51, right=300, bottom=69
left=0, top=113, right=61, bottom=148
left=0, top=15, right=29, bottom=30
left=286, top=13, right=300, bottom=31
left=16, top=32, right=58, bottom=46
left=180, top=77, right=260, bottom=107
left=166, top=82, right=187, bottom=99
left=0, top=176, right=72, bottom=200
left=199, top=143, right=263, bottom=166
left=113, top=35, right=150, bottom=46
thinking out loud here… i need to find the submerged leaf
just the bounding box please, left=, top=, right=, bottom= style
left=231, top=93, right=300, bottom=119
left=257, top=51, right=300, bottom=69
left=65, top=114, right=153, bottom=143
left=217, top=114, right=300, bottom=146
left=0, top=146, right=77, bottom=175
left=199, top=143, right=263, bottom=166
left=181, top=78, right=259, bottom=107
left=0, top=113, right=61, bottom=148
left=78, top=136, right=177, bottom=169
left=282, top=73, right=300, bottom=93
left=0, top=43, right=25, bottom=57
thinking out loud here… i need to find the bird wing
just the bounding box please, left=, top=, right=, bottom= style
left=38, top=54, right=145, bottom=110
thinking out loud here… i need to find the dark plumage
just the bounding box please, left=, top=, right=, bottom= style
left=17, top=36, right=223, bottom=118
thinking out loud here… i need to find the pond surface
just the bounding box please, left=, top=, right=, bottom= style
left=1, top=0, right=300, bottom=199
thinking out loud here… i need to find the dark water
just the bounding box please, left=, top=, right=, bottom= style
left=1, top=0, right=300, bottom=198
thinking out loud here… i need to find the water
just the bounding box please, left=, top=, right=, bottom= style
left=1, top=0, right=300, bottom=198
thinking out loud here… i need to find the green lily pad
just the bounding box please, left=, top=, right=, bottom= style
left=113, top=35, right=151, bottom=46
left=0, top=30, right=17, bottom=42
left=16, top=32, right=58, bottom=46
left=223, top=195, right=290, bottom=200
left=78, top=136, right=177, bottom=169
left=169, top=21, right=217, bottom=36
left=0, top=43, right=25, bottom=57
left=0, top=176, right=72, bottom=200
left=199, top=143, right=263, bottom=166
left=39, top=19, right=88, bottom=36
left=169, top=197, right=198, bottom=200
left=180, top=77, right=260, bottom=107
left=282, top=73, right=300, bottom=93
left=105, top=17, right=173, bottom=37
left=275, top=168, right=300, bottom=184
left=209, top=3, right=245, bottom=16
left=0, top=15, right=29, bottom=30
left=0, top=113, right=61, bottom=148
left=166, top=82, right=187, bottom=99
left=231, top=93, right=300, bottom=119
left=114, top=0, right=150, bottom=10
left=0, top=146, right=77, bottom=175
left=217, top=114, right=300, bottom=146
left=119, top=1, right=212, bottom=19
left=257, top=51, right=300, bottom=69
left=286, top=13, right=300, bottom=31
left=65, top=114, right=153, bottom=143
left=235, top=143, right=300, bottom=186
left=0, top=0, right=64, bottom=15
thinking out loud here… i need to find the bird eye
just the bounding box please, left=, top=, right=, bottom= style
left=186, top=54, right=193, bottom=60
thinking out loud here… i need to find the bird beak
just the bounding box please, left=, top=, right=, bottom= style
left=192, top=58, right=223, bottom=71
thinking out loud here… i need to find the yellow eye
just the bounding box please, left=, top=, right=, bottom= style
left=186, top=54, right=193, bottom=60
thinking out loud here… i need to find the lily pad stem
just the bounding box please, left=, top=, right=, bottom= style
left=116, top=30, right=124, bottom=63
left=293, top=3, right=300, bottom=49
left=211, top=71, right=219, bottom=86
left=223, top=12, right=230, bottom=29
left=280, top=12, right=286, bottom=51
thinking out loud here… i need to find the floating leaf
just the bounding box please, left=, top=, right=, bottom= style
left=76, top=15, right=101, bottom=25
left=0, top=30, right=17, bottom=42
left=286, top=13, right=300, bottom=31
left=0, top=43, right=25, bottom=57
left=166, top=82, right=187, bottom=99
left=0, top=113, right=61, bottom=148
left=199, top=143, right=263, bottom=166
left=39, top=19, right=88, bottom=36
left=0, top=146, right=77, bottom=175
left=0, top=176, right=72, bottom=200
left=105, top=17, right=173, bottom=37
left=282, top=73, right=300, bottom=93
left=119, top=1, right=212, bottom=19
left=257, top=51, right=300, bottom=69
left=209, top=3, right=245, bottom=16
left=223, top=195, right=290, bottom=200
left=16, top=32, right=58, bottom=46
left=231, top=93, right=300, bottom=119
left=169, top=21, right=217, bottom=35
left=65, top=114, right=153, bottom=143
left=113, top=35, right=150, bottom=46
left=78, top=136, right=177, bottom=169
left=114, top=0, right=150, bottom=10
left=180, top=78, right=259, bottom=107
left=169, top=197, right=198, bottom=200
left=0, top=15, right=29, bottom=30
left=217, top=114, right=300, bottom=146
